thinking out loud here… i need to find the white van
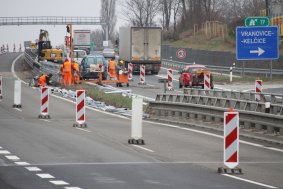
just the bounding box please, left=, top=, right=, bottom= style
left=73, top=50, right=87, bottom=65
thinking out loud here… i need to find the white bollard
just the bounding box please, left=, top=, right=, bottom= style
left=13, top=80, right=22, bottom=108
left=230, top=67, right=233, bottom=83
left=0, top=75, right=2, bottom=99
left=38, top=87, right=50, bottom=119
left=128, top=96, right=144, bottom=145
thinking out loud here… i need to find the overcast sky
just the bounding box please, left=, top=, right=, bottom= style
left=0, top=0, right=125, bottom=50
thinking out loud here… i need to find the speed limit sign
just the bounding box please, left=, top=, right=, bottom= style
left=176, top=48, right=187, bottom=59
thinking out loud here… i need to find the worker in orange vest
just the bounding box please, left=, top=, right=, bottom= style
left=38, top=73, right=52, bottom=87
left=72, top=61, right=80, bottom=84
left=108, top=58, right=116, bottom=80
left=62, top=58, right=72, bottom=86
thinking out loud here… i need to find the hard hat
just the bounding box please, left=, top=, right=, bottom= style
left=119, top=60, right=124, bottom=64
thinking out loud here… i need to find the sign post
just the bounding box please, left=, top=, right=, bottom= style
left=236, top=26, right=279, bottom=61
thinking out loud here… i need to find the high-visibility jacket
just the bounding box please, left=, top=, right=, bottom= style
left=109, top=60, right=116, bottom=70
left=63, top=60, right=72, bottom=72
left=72, top=62, right=79, bottom=72
left=38, top=74, right=48, bottom=86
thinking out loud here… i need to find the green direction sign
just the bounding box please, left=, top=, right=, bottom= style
left=90, top=42, right=95, bottom=51
left=245, top=17, right=270, bottom=27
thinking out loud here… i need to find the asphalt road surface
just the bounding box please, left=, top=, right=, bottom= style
left=0, top=53, right=283, bottom=189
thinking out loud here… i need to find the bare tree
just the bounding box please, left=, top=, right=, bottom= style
left=172, top=0, right=182, bottom=35
left=121, top=0, right=160, bottom=26
left=101, top=0, right=117, bottom=41
left=160, top=0, right=172, bottom=31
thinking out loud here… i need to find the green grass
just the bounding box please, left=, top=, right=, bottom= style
left=213, top=74, right=283, bottom=84
left=66, top=84, right=132, bottom=109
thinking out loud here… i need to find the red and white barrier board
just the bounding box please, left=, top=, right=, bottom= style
left=167, top=69, right=173, bottom=90
left=0, top=75, right=2, bottom=99
left=224, top=112, right=239, bottom=169
left=255, top=80, right=262, bottom=101
left=40, top=87, right=49, bottom=116
left=204, top=73, right=211, bottom=90
left=76, top=90, right=85, bottom=124
left=128, top=63, right=133, bottom=81
left=139, top=65, right=145, bottom=84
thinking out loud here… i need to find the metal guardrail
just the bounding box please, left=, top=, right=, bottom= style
left=149, top=94, right=283, bottom=135
left=0, top=16, right=105, bottom=26
left=183, top=88, right=283, bottom=105
left=162, top=59, right=283, bottom=76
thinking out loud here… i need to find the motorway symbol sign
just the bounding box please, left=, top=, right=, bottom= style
left=236, top=26, right=279, bottom=60
left=245, top=17, right=270, bottom=27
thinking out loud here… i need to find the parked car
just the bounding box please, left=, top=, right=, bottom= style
left=102, top=48, right=115, bottom=59
left=80, top=54, right=108, bottom=80
left=179, top=64, right=214, bottom=89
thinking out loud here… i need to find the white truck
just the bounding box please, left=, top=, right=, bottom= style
left=73, top=30, right=91, bottom=54
left=119, top=27, right=162, bottom=74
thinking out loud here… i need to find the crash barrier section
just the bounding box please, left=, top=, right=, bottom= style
left=129, top=96, right=145, bottom=145
left=204, top=73, right=211, bottom=90
left=73, top=90, right=87, bottom=128
left=151, top=94, right=283, bottom=136
left=161, top=59, right=283, bottom=76
left=167, top=69, right=173, bottom=90
left=255, top=80, right=262, bottom=101
left=13, top=80, right=22, bottom=108
left=38, top=87, right=50, bottom=119
left=139, top=65, right=146, bottom=85
left=0, top=75, right=2, bottom=99
left=183, top=88, right=283, bottom=105
left=128, top=63, right=133, bottom=81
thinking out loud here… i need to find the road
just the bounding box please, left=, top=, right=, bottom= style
left=0, top=53, right=283, bottom=189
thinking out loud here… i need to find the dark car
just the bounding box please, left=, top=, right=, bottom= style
left=80, top=55, right=108, bottom=80
left=102, top=48, right=115, bottom=59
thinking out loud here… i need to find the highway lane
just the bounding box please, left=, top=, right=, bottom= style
left=0, top=53, right=282, bottom=189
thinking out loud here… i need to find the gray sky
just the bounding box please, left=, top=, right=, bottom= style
left=0, top=0, right=125, bottom=50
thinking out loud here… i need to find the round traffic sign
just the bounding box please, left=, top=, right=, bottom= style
left=176, top=48, right=187, bottom=59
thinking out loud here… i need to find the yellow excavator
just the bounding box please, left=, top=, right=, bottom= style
left=38, top=29, right=63, bottom=63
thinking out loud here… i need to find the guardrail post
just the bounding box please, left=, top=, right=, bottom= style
left=255, top=123, right=263, bottom=131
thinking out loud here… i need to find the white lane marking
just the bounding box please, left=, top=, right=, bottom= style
left=42, top=119, right=51, bottom=122
left=0, top=146, right=2, bottom=149
left=5, top=155, right=20, bottom=161
left=155, top=74, right=178, bottom=82
left=146, top=83, right=155, bottom=87
left=133, top=145, right=154, bottom=153
left=15, top=162, right=30, bottom=166
left=37, top=173, right=55, bottom=179
left=50, top=180, right=69, bottom=185
left=11, top=53, right=28, bottom=84
left=65, top=187, right=82, bottom=189
left=144, top=120, right=283, bottom=153
left=14, top=108, right=22, bottom=112
left=25, top=167, right=42, bottom=172
left=0, top=150, right=11, bottom=154
left=263, top=147, right=283, bottom=153
left=222, top=174, right=278, bottom=189
left=76, top=128, right=92, bottom=133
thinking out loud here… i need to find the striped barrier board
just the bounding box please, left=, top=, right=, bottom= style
left=139, top=65, right=146, bottom=85
left=0, top=75, right=2, bottom=99
left=74, top=90, right=87, bottom=127
left=128, top=63, right=133, bottom=81
left=167, top=69, right=173, bottom=90
left=38, top=87, right=50, bottom=119
left=204, top=73, right=211, bottom=90
left=255, top=80, right=262, bottom=101
left=224, top=112, right=239, bottom=169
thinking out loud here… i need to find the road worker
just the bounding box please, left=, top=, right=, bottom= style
left=118, top=60, right=126, bottom=72
left=38, top=73, right=52, bottom=87
left=72, top=60, right=80, bottom=84
left=108, top=58, right=116, bottom=80
left=62, top=58, right=72, bottom=86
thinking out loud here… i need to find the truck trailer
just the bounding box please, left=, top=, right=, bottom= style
left=119, top=27, right=162, bottom=74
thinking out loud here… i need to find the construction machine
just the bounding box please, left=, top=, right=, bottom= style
left=38, top=29, right=63, bottom=63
